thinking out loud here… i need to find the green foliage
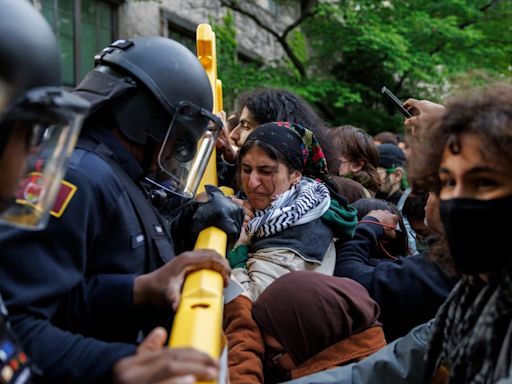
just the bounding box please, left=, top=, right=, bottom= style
left=217, top=0, right=511, bottom=134
left=213, top=11, right=269, bottom=110
left=287, top=30, right=308, bottom=64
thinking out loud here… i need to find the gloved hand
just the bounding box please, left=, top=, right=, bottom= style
left=190, top=185, right=244, bottom=249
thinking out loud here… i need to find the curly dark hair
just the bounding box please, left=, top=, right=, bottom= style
left=240, top=88, right=326, bottom=134
left=319, top=125, right=381, bottom=193
left=408, top=83, right=512, bottom=194
left=238, top=88, right=336, bottom=164
left=407, top=83, right=512, bottom=277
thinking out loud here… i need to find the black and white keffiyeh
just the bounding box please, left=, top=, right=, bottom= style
left=425, top=268, right=512, bottom=383
left=246, top=178, right=330, bottom=239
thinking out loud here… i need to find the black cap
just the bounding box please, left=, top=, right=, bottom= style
left=378, top=143, right=406, bottom=168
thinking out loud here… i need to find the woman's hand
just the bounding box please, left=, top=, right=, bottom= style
left=229, top=197, right=254, bottom=224
left=228, top=197, right=254, bottom=246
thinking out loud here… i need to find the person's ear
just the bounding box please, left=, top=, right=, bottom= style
left=350, top=160, right=364, bottom=174
left=291, top=171, right=302, bottom=185
left=393, top=168, right=404, bottom=184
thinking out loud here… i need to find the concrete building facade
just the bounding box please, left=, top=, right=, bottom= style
left=32, top=0, right=299, bottom=86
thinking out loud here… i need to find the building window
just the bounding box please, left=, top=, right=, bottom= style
left=160, top=10, right=197, bottom=54
left=160, top=9, right=263, bottom=66
left=41, top=0, right=118, bottom=86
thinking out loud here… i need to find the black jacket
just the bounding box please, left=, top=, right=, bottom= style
left=0, top=126, right=176, bottom=383
left=334, top=217, right=458, bottom=341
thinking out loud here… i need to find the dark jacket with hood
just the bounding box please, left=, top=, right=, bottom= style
left=334, top=216, right=458, bottom=341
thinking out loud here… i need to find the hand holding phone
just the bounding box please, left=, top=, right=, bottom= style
left=381, top=86, right=413, bottom=118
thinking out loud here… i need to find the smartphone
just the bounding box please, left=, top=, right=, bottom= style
left=381, top=86, right=413, bottom=118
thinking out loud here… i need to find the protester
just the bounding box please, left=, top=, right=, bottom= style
left=375, top=143, right=407, bottom=205
left=229, top=88, right=327, bottom=149
left=0, top=2, right=89, bottom=382
left=410, top=83, right=512, bottom=383
left=224, top=121, right=357, bottom=383
left=401, top=190, right=430, bottom=254
left=334, top=192, right=457, bottom=341
left=253, top=272, right=386, bottom=383
left=287, top=83, right=512, bottom=383
left=216, top=88, right=333, bottom=189
left=319, top=125, right=381, bottom=195
left=0, top=35, right=241, bottom=383
left=396, top=133, right=410, bottom=157
left=229, top=122, right=357, bottom=300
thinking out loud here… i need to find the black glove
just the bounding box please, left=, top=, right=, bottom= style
left=190, top=185, right=244, bottom=249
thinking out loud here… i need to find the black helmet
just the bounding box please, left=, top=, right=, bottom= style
left=76, top=36, right=213, bottom=145
left=76, top=36, right=221, bottom=197
left=0, top=0, right=60, bottom=97
left=0, top=0, right=89, bottom=229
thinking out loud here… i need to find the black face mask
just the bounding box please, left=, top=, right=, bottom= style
left=439, top=196, right=512, bottom=274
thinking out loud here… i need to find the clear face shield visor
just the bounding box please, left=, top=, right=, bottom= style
left=157, top=101, right=222, bottom=198
left=0, top=87, right=89, bottom=230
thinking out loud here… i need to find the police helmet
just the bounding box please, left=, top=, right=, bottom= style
left=76, top=36, right=222, bottom=197
left=0, top=0, right=89, bottom=229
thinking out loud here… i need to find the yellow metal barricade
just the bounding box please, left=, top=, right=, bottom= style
left=169, top=24, right=230, bottom=384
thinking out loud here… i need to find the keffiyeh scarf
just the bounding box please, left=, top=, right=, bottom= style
left=246, top=178, right=330, bottom=239
left=425, top=268, right=512, bottom=383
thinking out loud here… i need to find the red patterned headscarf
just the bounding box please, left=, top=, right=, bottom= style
left=244, top=121, right=330, bottom=181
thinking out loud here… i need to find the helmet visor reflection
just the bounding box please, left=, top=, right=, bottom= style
left=158, top=101, right=222, bottom=198
left=0, top=88, right=89, bottom=230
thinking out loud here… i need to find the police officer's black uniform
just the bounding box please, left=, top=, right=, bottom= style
left=0, top=124, right=176, bottom=383
left=0, top=1, right=89, bottom=383
left=0, top=36, right=238, bottom=383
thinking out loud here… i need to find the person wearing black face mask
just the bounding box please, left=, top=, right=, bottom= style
left=408, top=84, right=512, bottom=384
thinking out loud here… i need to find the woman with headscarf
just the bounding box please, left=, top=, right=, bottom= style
left=228, top=121, right=357, bottom=300
left=253, top=271, right=386, bottom=382
left=223, top=122, right=357, bottom=384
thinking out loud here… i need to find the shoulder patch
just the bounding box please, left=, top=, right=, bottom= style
left=15, top=173, right=77, bottom=219
left=50, top=179, right=77, bottom=218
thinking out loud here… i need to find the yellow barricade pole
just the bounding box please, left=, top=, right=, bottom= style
left=169, top=24, right=230, bottom=384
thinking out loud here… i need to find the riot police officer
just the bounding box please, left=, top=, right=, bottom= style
left=0, top=20, right=241, bottom=384
left=0, top=1, right=89, bottom=382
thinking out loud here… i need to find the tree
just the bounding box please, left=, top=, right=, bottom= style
left=217, top=0, right=512, bottom=134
